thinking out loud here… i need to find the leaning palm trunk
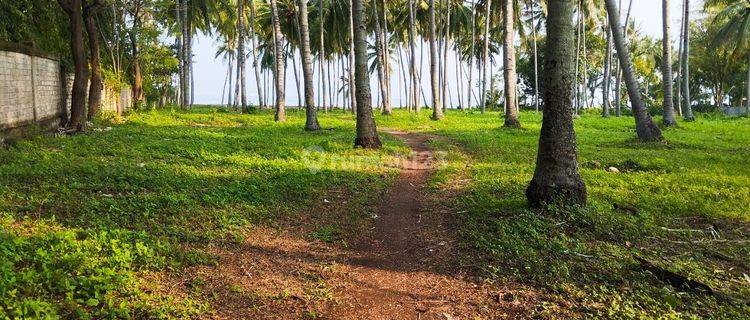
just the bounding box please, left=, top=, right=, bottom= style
left=605, top=0, right=662, bottom=141
left=662, top=0, right=677, bottom=126
left=481, top=0, right=491, bottom=113
left=603, top=21, right=612, bottom=117
left=681, top=0, right=695, bottom=120
left=526, top=0, right=587, bottom=207
left=503, top=0, right=520, bottom=127
left=298, top=0, right=321, bottom=130
left=270, top=0, right=286, bottom=121
left=429, top=0, right=443, bottom=120
left=352, top=0, right=381, bottom=148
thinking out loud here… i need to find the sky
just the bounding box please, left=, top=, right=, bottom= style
left=191, top=0, right=704, bottom=106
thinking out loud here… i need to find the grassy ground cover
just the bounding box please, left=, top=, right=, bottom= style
left=0, top=107, right=404, bottom=318
left=378, top=110, right=750, bottom=318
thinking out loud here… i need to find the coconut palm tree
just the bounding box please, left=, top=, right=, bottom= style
left=352, top=0, right=381, bottom=148
left=681, top=0, right=695, bottom=120
left=662, top=0, right=678, bottom=126
left=297, top=0, right=321, bottom=130
left=238, top=0, right=248, bottom=111
left=605, top=0, right=662, bottom=141
left=527, top=0, right=587, bottom=207
left=709, top=0, right=750, bottom=111
left=481, top=0, right=491, bottom=113
left=270, top=0, right=287, bottom=121
left=503, top=0, right=520, bottom=127
left=429, top=0, right=444, bottom=120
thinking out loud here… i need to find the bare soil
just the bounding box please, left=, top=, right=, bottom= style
left=176, top=131, right=538, bottom=319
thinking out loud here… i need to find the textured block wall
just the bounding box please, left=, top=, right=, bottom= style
left=0, top=50, right=62, bottom=129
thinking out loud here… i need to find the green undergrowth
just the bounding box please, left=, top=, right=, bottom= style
left=378, top=110, right=750, bottom=318
left=0, top=107, right=402, bottom=318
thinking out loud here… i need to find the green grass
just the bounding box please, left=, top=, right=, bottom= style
left=378, top=109, right=750, bottom=318
left=0, top=107, right=403, bottom=318
left=2, top=106, right=749, bottom=318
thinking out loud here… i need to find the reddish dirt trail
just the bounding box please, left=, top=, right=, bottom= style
left=179, top=131, right=534, bottom=319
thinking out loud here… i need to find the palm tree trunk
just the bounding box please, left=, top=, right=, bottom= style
left=603, top=21, right=612, bottom=117
left=429, top=0, right=443, bottom=120
left=526, top=0, right=586, bottom=207
left=481, top=0, right=491, bottom=114
left=373, top=1, right=388, bottom=114
left=298, top=0, right=321, bottom=130
left=352, top=0, right=381, bottom=148
left=441, top=0, right=451, bottom=111
left=238, top=0, right=248, bottom=111
left=319, top=0, right=327, bottom=111
left=291, top=47, right=302, bottom=108
left=270, top=0, right=286, bottom=121
left=408, top=0, right=418, bottom=111
left=574, top=0, right=581, bottom=112
left=605, top=0, right=662, bottom=141
left=503, top=0, right=520, bottom=127
left=228, top=54, right=234, bottom=106
left=249, top=0, right=264, bottom=108
left=662, top=0, right=677, bottom=126
left=681, top=0, right=694, bottom=120
left=468, top=0, right=476, bottom=110
left=381, top=0, right=392, bottom=114
left=349, top=0, right=357, bottom=114
left=529, top=0, right=539, bottom=112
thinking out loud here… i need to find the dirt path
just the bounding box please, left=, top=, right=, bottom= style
left=179, top=131, right=533, bottom=319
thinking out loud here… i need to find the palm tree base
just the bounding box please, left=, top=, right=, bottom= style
left=503, top=118, right=521, bottom=128
left=354, top=136, right=382, bottom=149
left=526, top=178, right=587, bottom=208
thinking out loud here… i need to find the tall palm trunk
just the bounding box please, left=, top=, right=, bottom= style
left=481, top=0, right=491, bottom=114
left=468, top=1, right=476, bottom=110
left=503, top=0, right=520, bottom=127
left=84, top=0, right=103, bottom=120
left=603, top=20, right=612, bottom=117
left=249, top=0, right=264, bottom=108
left=349, top=0, right=357, bottom=114
left=373, top=0, right=388, bottom=114
left=270, top=0, right=286, bottom=121
left=681, top=0, right=695, bottom=120
left=58, top=0, right=88, bottom=131
left=238, top=0, right=248, bottom=111
left=381, top=0, right=392, bottom=114
left=319, top=0, right=327, bottom=111
left=298, top=0, right=321, bottom=130
left=408, top=0, right=418, bottom=111
left=662, top=0, right=677, bottom=126
left=441, top=0, right=451, bottom=111
left=181, top=0, right=190, bottom=108
left=429, top=0, right=443, bottom=120
left=352, top=0, right=381, bottom=148
left=529, top=0, right=539, bottom=112
left=526, top=0, right=586, bottom=207
left=605, top=0, right=662, bottom=141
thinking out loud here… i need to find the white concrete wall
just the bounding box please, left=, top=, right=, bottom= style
left=0, top=50, right=63, bottom=129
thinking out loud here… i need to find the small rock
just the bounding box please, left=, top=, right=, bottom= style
left=323, top=198, right=331, bottom=204
left=607, top=166, right=620, bottom=173
left=138, top=163, right=146, bottom=168
left=442, top=313, right=456, bottom=320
